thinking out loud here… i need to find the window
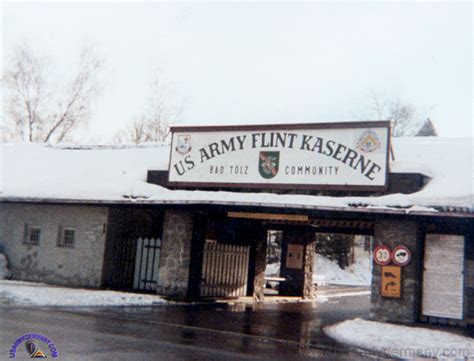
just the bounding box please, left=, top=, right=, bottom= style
left=58, top=227, right=76, bottom=248
left=23, top=225, right=41, bottom=245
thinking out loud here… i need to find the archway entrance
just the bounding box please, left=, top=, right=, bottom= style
left=188, top=209, right=375, bottom=301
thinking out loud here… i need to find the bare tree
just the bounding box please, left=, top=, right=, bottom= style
left=115, top=116, right=155, bottom=144
left=114, top=73, right=182, bottom=144
left=2, top=44, right=102, bottom=143
left=365, top=90, right=436, bottom=137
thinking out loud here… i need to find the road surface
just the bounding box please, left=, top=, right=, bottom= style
left=0, top=287, right=388, bottom=360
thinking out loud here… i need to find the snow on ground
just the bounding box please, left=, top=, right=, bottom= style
left=265, top=253, right=371, bottom=286
left=265, top=262, right=280, bottom=276
left=0, top=280, right=171, bottom=307
left=316, top=289, right=371, bottom=304
left=313, top=254, right=371, bottom=286
left=325, top=318, right=474, bottom=361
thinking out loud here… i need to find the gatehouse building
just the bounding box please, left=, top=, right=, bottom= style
left=0, top=120, right=472, bottom=327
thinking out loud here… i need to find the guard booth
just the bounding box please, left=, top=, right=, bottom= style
left=278, top=225, right=315, bottom=298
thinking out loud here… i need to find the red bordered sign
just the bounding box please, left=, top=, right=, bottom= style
left=374, top=246, right=391, bottom=266
left=392, top=246, right=412, bottom=267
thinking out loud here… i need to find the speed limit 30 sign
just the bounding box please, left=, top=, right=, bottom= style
left=374, top=246, right=391, bottom=266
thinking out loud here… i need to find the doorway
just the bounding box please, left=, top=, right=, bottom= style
left=102, top=207, right=163, bottom=292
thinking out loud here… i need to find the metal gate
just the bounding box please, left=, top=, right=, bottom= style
left=110, top=236, right=136, bottom=290
left=200, top=241, right=250, bottom=298
left=133, top=237, right=161, bottom=291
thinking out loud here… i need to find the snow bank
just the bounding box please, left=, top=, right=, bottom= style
left=325, top=318, right=474, bottom=361
left=265, top=254, right=371, bottom=286
left=0, top=280, right=170, bottom=307
left=313, top=254, right=371, bottom=286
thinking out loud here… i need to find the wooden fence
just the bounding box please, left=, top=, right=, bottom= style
left=200, top=241, right=250, bottom=298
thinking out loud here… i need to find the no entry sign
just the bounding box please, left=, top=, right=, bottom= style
left=392, top=246, right=412, bottom=267
left=374, top=246, right=391, bottom=266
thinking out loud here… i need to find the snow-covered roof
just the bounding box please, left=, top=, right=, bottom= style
left=0, top=137, right=472, bottom=216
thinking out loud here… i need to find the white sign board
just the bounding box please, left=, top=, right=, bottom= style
left=168, top=122, right=390, bottom=191
left=422, top=234, right=465, bottom=320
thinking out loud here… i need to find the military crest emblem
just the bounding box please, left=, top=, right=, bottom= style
left=175, top=135, right=192, bottom=155
left=356, top=130, right=381, bottom=153
left=258, top=151, right=279, bottom=179
left=25, top=340, right=48, bottom=358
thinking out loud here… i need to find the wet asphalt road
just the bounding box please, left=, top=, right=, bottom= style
left=0, top=289, right=388, bottom=360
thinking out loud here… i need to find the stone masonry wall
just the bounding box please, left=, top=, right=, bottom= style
left=372, top=219, right=420, bottom=323
left=0, top=203, right=108, bottom=287
left=156, top=210, right=194, bottom=297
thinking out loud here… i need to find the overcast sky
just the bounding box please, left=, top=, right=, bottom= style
left=2, top=2, right=472, bottom=141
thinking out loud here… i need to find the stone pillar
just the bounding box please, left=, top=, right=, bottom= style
left=156, top=210, right=194, bottom=298
left=303, top=241, right=316, bottom=299
left=371, top=219, right=421, bottom=323
left=253, top=239, right=267, bottom=301
left=279, top=227, right=316, bottom=299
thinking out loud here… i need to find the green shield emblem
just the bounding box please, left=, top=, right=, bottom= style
left=258, top=151, right=279, bottom=179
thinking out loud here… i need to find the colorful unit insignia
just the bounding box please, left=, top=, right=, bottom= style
left=258, top=151, right=280, bottom=179
left=356, top=130, right=381, bottom=153
left=176, top=134, right=192, bottom=155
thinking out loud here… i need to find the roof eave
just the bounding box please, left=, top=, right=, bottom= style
left=0, top=196, right=472, bottom=219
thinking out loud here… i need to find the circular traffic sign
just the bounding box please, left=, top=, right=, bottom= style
left=392, top=246, right=412, bottom=267
left=374, top=246, right=391, bottom=266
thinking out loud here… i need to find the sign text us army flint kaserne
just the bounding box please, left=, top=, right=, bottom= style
left=169, top=122, right=390, bottom=190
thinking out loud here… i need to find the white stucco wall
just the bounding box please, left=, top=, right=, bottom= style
left=0, top=203, right=108, bottom=287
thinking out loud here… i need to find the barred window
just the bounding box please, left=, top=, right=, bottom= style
left=23, top=225, right=41, bottom=245
left=58, top=227, right=76, bottom=248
